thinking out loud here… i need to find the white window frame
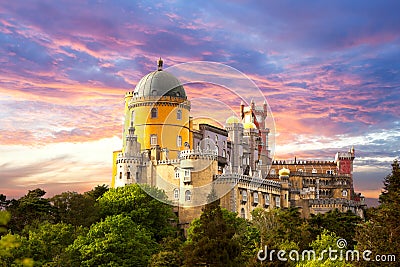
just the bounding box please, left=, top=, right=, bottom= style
left=175, top=170, right=180, bottom=179
left=275, top=196, right=281, bottom=208
left=253, top=192, right=259, bottom=204
left=242, top=190, right=248, bottom=202
left=185, top=190, right=191, bottom=201
left=150, top=134, right=157, bottom=145
left=177, top=135, right=182, bottom=147
left=264, top=194, right=270, bottom=206
left=183, top=169, right=191, bottom=182
left=173, top=188, right=179, bottom=199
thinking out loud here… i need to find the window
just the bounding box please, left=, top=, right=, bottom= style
left=173, top=188, right=179, bottom=199
left=253, top=192, right=259, bottom=204
left=175, top=138, right=182, bottom=148
left=242, top=190, right=248, bottom=202
left=240, top=208, right=246, bottom=219
left=342, top=190, right=348, bottom=197
left=327, top=170, right=334, bottom=175
left=127, top=172, right=130, bottom=179
left=175, top=170, right=180, bottom=179
left=185, top=190, right=191, bottom=201
left=264, top=194, right=270, bottom=206
left=150, top=134, right=157, bottom=145
left=275, top=196, right=281, bottom=208
left=184, top=170, right=191, bottom=182
left=177, top=109, right=182, bottom=120
left=151, top=107, right=158, bottom=118
left=222, top=149, right=226, bottom=157
left=312, top=168, right=317, bottom=174
left=119, top=172, right=122, bottom=179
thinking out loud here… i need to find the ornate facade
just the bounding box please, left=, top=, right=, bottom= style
left=112, top=59, right=365, bottom=228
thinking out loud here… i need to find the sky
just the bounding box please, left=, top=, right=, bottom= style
left=0, top=0, right=399, bottom=200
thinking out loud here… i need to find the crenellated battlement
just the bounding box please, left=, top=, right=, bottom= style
left=179, top=149, right=218, bottom=160
left=272, top=160, right=335, bottom=165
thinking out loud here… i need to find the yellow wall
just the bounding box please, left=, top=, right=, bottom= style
left=128, top=99, right=191, bottom=159
left=111, top=150, right=121, bottom=188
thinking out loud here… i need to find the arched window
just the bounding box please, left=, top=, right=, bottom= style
left=222, top=149, right=226, bottom=157
left=253, top=192, right=259, bottom=204
left=185, top=190, right=192, bottom=201
left=173, top=188, right=179, bottom=199
left=242, top=190, right=248, bottom=202
left=151, top=107, right=158, bottom=118
left=240, top=208, right=246, bottom=219
left=177, top=109, right=182, bottom=120
left=275, top=196, right=281, bottom=208
left=264, top=194, right=270, bottom=206
left=342, top=190, right=348, bottom=197
left=177, top=135, right=182, bottom=147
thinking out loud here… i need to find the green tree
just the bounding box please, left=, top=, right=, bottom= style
left=149, top=237, right=184, bottom=267
left=0, top=211, right=33, bottom=267
left=98, top=184, right=177, bottom=241
left=51, top=191, right=100, bottom=227
left=355, top=159, right=400, bottom=266
left=66, top=214, right=157, bottom=266
left=182, top=198, right=241, bottom=267
left=22, top=222, right=83, bottom=265
left=0, top=194, right=9, bottom=210
left=296, top=230, right=352, bottom=267
left=7, top=189, right=55, bottom=233
left=85, top=184, right=109, bottom=200
left=309, top=209, right=361, bottom=248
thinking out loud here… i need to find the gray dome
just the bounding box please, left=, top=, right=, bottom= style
left=134, top=59, right=186, bottom=98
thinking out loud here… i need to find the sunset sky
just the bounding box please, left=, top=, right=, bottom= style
left=1, top=1, right=399, bottom=199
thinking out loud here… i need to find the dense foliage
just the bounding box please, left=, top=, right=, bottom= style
left=0, top=160, right=399, bottom=266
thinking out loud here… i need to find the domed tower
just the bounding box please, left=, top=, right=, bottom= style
left=123, top=58, right=192, bottom=159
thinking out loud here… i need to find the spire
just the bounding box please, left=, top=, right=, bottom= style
left=157, top=57, right=163, bottom=71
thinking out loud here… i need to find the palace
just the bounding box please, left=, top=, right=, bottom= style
left=112, top=59, right=365, bottom=228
